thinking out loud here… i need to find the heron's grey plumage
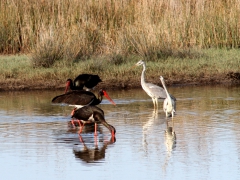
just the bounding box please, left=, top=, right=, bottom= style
left=135, top=60, right=175, bottom=109
left=160, top=76, right=176, bottom=117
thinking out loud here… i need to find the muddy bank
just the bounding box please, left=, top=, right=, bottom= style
left=0, top=72, right=239, bottom=92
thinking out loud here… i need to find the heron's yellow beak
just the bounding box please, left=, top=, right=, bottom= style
left=130, top=64, right=137, bottom=70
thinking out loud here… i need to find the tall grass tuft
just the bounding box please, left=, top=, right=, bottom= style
left=31, top=28, right=64, bottom=68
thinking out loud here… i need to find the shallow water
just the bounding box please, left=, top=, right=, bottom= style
left=0, top=85, right=240, bottom=180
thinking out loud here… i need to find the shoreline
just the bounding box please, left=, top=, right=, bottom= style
left=1, top=49, right=240, bottom=92
left=0, top=74, right=239, bottom=92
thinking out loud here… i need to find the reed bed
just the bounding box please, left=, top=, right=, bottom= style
left=1, top=0, right=240, bottom=61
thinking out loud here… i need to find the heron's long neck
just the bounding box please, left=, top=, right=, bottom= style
left=141, top=63, right=146, bottom=86
left=162, top=81, right=172, bottom=107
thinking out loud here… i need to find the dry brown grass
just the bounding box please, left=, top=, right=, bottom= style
left=1, top=0, right=240, bottom=62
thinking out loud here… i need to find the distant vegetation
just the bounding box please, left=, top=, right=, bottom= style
left=1, top=0, right=240, bottom=68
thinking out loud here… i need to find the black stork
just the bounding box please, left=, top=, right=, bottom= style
left=52, top=89, right=116, bottom=107
left=71, top=106, right=116, bottom=138
left=65, top=74, right=102, bottom=93
left=52, top=89, right=116, bottom=127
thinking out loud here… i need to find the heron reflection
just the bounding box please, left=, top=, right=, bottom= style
left=142, top=109, right=159, bottom=153
left=163, top=118, right=176, bottom=172
left=165, top=118, right=176, bottom=153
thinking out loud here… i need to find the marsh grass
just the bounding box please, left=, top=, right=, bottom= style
left=0, top=48, right=239, bottom=90
left=1, top=0, right=240, bottom=65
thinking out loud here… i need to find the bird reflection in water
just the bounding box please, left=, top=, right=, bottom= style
left=67, top=121, right=102, bottom=134
left=73, top=135, right=116, bottom=163
left=68, top=120, right=115, bottom=143
left=165, top=118, right=176, bottom=153
left=142, top=109, right=159, bottom=153
left=64, top=123, right=116, bottom=163
left=163, top=118, right=176, bottom=172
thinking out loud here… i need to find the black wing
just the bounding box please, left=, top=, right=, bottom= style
left=51, top=90, right=96, bottom=105
left=74, top=74, right=102, bottom=89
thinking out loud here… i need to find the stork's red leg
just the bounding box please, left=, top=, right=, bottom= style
left=78, top=135, right=87, bottom=148
left=78, top=135, right=84, bottom=143
left=70, top=108, right=78, bottom=128
left=94, top=123, right=98, bottom=136
left=78, top=123, right=85, bottom=134
left=71, top=119, right=76, bottom=128
left=94, top=135, right=98, bottom=147
left=77, top=120, right=82, bottom=127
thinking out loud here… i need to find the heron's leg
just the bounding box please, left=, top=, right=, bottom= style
left=171, top=115, right=175, bottom=135
left=156, top=98, right=158, bottom=109
left=152, top=98, right=158, bottom=109
left=152, top=98, right=155, bottom=109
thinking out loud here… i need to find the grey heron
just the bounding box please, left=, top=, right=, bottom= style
left=133, top=60, right=175, bottom=109
left=160, top=76, right=176, bottom=117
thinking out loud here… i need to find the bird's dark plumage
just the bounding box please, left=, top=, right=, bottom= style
left=66, top=74, right=102, bottom=92
left=52, top=90, right=98, bottom=105
left=71, top=105, right=104, bottom=121
left=72, top=106, right=116, bottom=136
left=52, top=89, right=115, bottom=106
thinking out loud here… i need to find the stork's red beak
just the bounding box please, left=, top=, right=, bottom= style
left=111, top=134, right=116, bottom=143
left=65, top=81, right=70, bottom=93
left=102, top=90, right=116, bottom=105
left=111, top=130, right=115, bottom=137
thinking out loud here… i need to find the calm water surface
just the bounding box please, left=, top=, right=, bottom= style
left=0, top=86, right=240, bottom=180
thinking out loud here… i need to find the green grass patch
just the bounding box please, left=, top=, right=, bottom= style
left=0, top=48, right=239, bottom=90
